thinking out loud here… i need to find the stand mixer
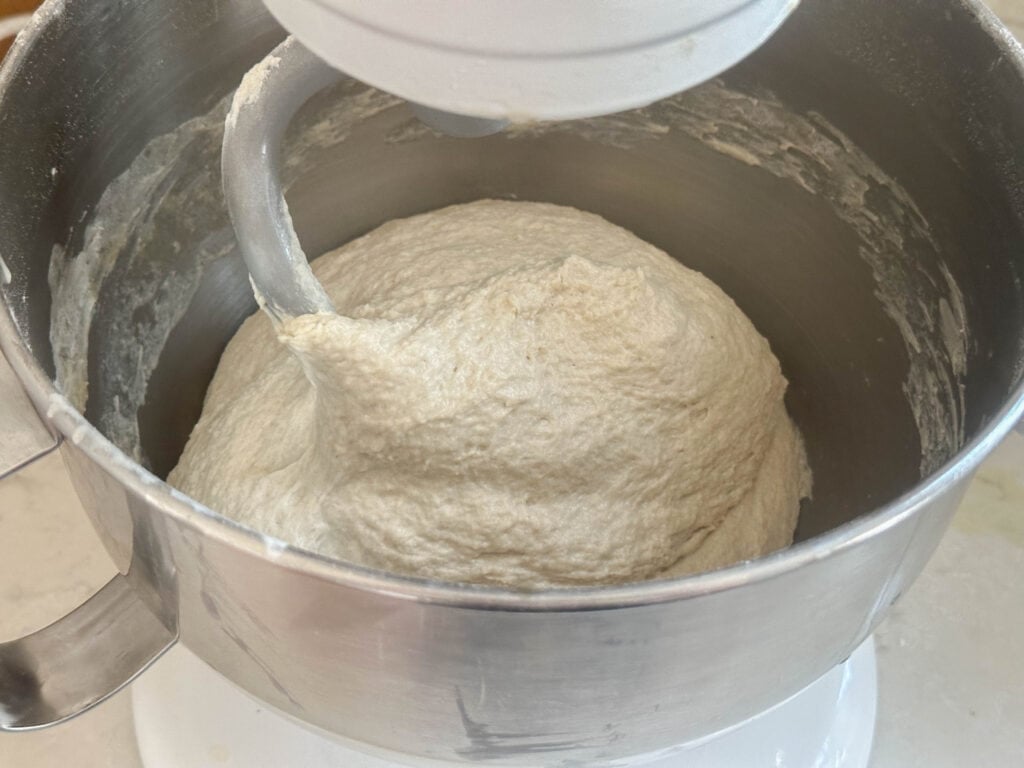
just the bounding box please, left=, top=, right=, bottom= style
left=3, top=1, right=1024, bottom=767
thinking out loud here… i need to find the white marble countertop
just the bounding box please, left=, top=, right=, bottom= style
left=2, top=2, right=1024, bottom=766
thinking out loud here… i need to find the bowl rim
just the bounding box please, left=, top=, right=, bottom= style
left=2, top=0, right=1023, bottom=611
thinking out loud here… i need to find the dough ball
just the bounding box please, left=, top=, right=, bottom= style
left=170, top=200, right=811, bottom=588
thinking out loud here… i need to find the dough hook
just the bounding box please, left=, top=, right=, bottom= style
left=222, top=37, right=507, bottom=321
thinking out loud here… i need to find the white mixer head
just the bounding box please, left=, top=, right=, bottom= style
left=261, top=0, right=800, bottom=122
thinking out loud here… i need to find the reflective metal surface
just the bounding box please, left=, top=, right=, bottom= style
left=0, top=575, right=175, bottom=730
left=0, top=0, right=1023, bottom=763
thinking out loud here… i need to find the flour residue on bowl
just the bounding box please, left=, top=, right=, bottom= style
left=49, top=77, right=967, bottom=475
left=48, top=95, right=235, bottom=462
left=48, top=81, right=408, bottom=466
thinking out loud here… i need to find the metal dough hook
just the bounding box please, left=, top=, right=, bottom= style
left=222, top=37, right=507, bottom=322
left=222, top=37, right=339, bottom=321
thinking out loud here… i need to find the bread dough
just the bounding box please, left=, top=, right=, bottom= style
left=170, top=200, right=811, bottom=588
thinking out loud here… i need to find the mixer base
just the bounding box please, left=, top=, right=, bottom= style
left=132, top=638, right=876, bottom=768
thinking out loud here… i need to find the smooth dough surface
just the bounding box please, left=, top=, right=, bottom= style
left=170, top=200, right=811, bottom=588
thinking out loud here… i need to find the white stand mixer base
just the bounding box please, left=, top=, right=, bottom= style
left=133, top=639, right=876, bottom=768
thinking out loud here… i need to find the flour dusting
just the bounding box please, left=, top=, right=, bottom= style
left=48, top=95, right=234, bottom=461
left=48, top=77, right=966, bottom=477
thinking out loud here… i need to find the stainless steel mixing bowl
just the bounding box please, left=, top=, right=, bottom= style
left=1, top=0, right=1023, bottom=764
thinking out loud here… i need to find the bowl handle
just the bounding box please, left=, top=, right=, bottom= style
left=0, top=352, right=176, bottom=730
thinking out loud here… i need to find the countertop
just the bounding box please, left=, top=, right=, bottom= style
left=2, top=2, right=1024, bottom=766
